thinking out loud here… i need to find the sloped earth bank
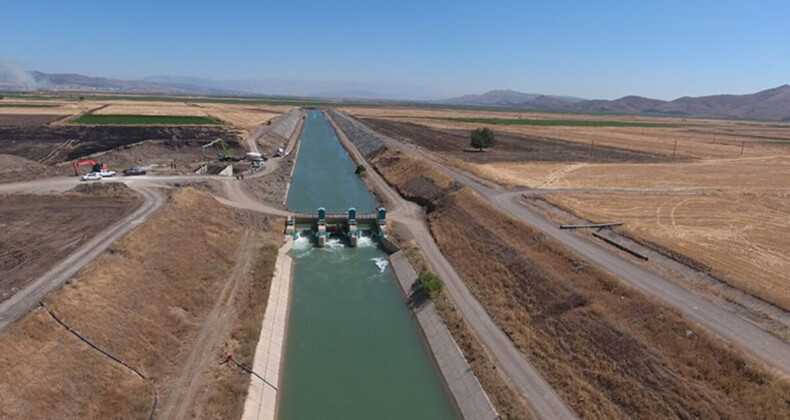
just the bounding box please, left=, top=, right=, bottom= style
left=0, top=189, right=281, bottom=418
left=331, top=110, right=790, bottom=419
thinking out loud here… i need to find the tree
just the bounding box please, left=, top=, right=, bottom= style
left=470, top=127, right=496, bottom=151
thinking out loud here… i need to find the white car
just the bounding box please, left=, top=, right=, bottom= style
left=81, top=172, right=103, bottom=181
left=98, top=169, right=116, bottom=177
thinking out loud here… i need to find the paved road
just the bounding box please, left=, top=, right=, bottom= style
left=347, top=115, right=790, bottom=377
left=327, top=112, right=578, bottom=420
left=0, top=183, right=165, bottom=333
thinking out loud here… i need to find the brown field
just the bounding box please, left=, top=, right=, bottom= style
left=543, top=191, right=790, bottom=311
left=0, top=97, right=293, bottom=137
left=0, top=183, right=142, bottom=302
left=343, top=106, right=790, bottom=159
left=0, top=188, right=281, bottom=418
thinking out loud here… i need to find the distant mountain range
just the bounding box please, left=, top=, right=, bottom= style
left=442, top=89, right=586, bottom=107
left=441, top=85, right=790, bottom=121
left=1, top=66, right=789, bottom=120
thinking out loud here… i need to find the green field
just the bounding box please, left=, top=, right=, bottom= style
left=71, top=114, right=222, bottom=125
left=436, top=117, right=676, bottom=127
left=0, top=103, right=59, bottom=108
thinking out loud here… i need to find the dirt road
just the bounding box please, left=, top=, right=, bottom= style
left=346, top=115, right=790, bottom=377
left=0, top=183, right=165, bottom=333
left=327, top=112, right=578, bottom=420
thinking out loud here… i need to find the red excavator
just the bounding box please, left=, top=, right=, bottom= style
left=73, top=159, right=107, bottom=176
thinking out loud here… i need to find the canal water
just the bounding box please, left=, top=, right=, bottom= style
left=279, top=110, right=458, bottom=419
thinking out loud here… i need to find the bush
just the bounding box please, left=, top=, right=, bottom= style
left=419, top=271, right=444, bottom=299
left=355, top=164, right=366, bottom=176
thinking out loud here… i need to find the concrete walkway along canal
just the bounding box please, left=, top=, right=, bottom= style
left=278, top=110, right=459, bottom=419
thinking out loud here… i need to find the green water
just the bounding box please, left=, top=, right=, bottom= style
left=279, top=110, right=458, bottom=419
left=286, top=110, right=378, bottom=213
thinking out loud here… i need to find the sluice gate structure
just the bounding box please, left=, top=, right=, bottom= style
left=286, top=207, right=387, bottom=247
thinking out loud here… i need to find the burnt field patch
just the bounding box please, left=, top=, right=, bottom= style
left=0, top=114, right=67, bottom=127
left=361, top=118, right=674, bottom=164
left=0, top=124, right=241, bottom=163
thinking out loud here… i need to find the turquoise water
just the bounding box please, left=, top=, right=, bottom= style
left=279, top=110, right=458, bottom=419
left=285, top=110, right=378, bottom=213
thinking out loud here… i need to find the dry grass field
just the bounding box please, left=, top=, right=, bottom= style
left=544, top=191, right=790, bottom=310
left=469, top=155, right=790, bottom=190
left=0, top=189, right=280, bottom=418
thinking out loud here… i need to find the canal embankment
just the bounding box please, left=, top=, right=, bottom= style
left=242, top=236, right=293, bottom=420
left=326, top=109, right=540, bottom=419
left=389, top=248, right=498, bottom=420
left=242, top=109, right=305, bottom=207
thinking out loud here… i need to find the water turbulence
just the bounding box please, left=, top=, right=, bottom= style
left=279, top=110, right=458, bottom=419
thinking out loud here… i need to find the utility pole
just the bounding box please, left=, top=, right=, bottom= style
left=740, top=141, right=745, bottom=156
left=672, top=140, right=677, bottom=160
left=589, top=141, right=595, bottom=160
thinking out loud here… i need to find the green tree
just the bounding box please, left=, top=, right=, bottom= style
left=418, top=271, right=444, bottom=299
left=470, top=127, right=496, bottom=151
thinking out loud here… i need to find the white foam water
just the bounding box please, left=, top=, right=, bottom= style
left=357, top=236, right=375, bottom=248
left=324, top=238, right=345, bottom=250
left=371, top=257, right=389, bottom=273
left=292, top=236, right=309, bottom=247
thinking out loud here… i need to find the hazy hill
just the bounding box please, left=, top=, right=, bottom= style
left=448, top=86, right=790, bottom=120
left=443, top=89, right=585, bottom=107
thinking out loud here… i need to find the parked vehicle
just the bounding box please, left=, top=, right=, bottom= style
left=123, top=167, right=147, bottom=176
left=81, top=172, right=103, bottom=181
left=98, top=169, right=116, bottom=177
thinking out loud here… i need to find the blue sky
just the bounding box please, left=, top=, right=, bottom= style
left=1, top=0, right=789, bottom=99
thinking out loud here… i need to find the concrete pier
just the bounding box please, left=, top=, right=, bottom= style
left=242, top=237, right=293, bottom=420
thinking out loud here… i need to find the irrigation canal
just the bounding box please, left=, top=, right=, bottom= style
left=278, top=110, right=459, bottom=419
